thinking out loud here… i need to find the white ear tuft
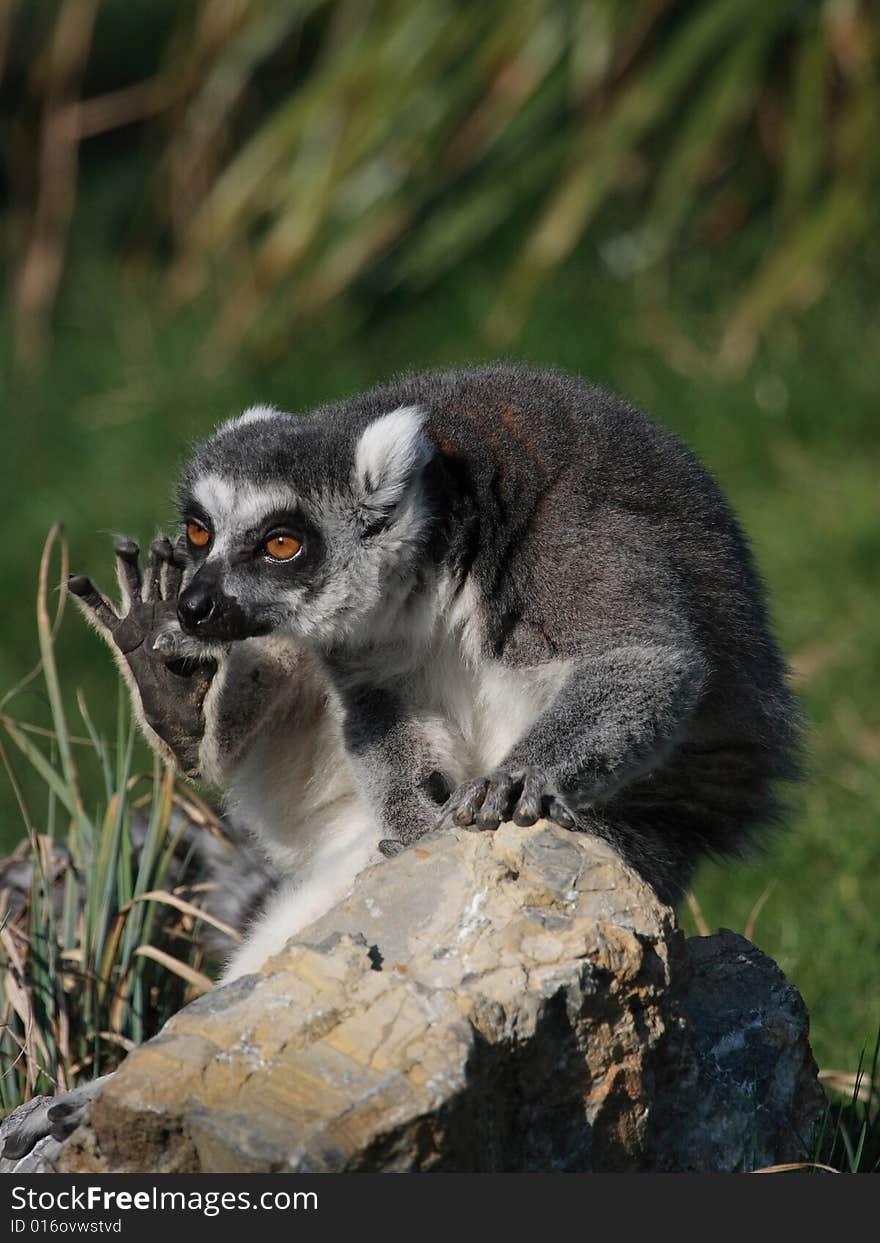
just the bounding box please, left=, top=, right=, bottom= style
left=220, top=404, right=282, bottom=432
left=354, top=406, right=432, bottom=515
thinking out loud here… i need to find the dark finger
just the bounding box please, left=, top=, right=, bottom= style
left=154, top=535, right=184, bottom=599
left=475, top=771, right=514, bottom=830
left=452, top=778, right=488, bottom=827
left=143, top=538, right=167, bottom=602
left=548, top=798, right=576, bottom=830
left=437, top=778, right=489, bottom=830
left=113, top=536, right=142, bottom=605
left=68, top=575, right=119, bottom=630
left=512, top=769, right=545, bottom=826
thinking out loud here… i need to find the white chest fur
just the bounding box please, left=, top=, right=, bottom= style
left=410, top=627, right=572, bottom=783
left=219, top=603, right=571, bottom=981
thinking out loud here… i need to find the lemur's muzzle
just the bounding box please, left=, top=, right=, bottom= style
left=177, top=571, right=257, bottom=642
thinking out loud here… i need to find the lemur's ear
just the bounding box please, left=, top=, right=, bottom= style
left=353, top=406, right=433, bottom=523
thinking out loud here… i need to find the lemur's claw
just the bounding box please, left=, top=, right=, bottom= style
left=67, top=573, right=92, bottom=597
left=548, top=799, right=576, bottom=830
left=475, top=770, right=515, bottom=829
left=439, top=767, right=577, bottom=835
left=435, top=777, right=488, bottom=831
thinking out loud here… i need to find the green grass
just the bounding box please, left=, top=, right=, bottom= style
left=2, top=232, right=879, bottom=1080
left=811, top=1032, right=880, bottom=1173
left=0, top=528, right=231, bottom=1110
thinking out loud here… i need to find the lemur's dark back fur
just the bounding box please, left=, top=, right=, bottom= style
left=372, top=367, right=802, bottom=893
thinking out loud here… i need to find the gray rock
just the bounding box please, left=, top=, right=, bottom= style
left=2, top=823, right=824, bottom=1173
left=647, top=929, right=825, bottom=1170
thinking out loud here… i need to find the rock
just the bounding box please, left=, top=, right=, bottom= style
left=0, top=1132, right=64, bottom=1174
left=5, top=822, right=823, bottom=1173
left=647, top=929, right=825, bottom=1171
left=1, top=1097, right=64, bottom=1174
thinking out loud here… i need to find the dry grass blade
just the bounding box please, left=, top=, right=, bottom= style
left=0, top=733, right=39, bottom=847
left=751, top=1162, right=839, bottom=1174
left=492, top=0, right=765, bottom=339
left=133, top=946, right=213, bottom=995
left=172, top=787, right=225, bottom=833
left=2, top=717, right=87, bottom=827
left=126, top=890, right=241, bottom=943
left=0, top=715, right=97, bottom=747
left=685, top=890, right=711, bottom=937
left=779, top=16, right=826, bottom=221
left=818, top=1069, right=878, bottom=1107
left=96, top=1031, right=134, bottom=1052
left=69, top=73, right=179, bottom=140
left=1, top=926, right=54, bottom=1090
left=743, top=881, right=776, bottom=942
left=641, top=19, right=776, bottom=264
left=0, top=523, right=68, bottom=714
left=35, top=524, right=79, bottom=811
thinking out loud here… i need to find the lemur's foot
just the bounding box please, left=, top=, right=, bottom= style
left=1, top=1075, right=110, bottom=1163
left=45, top=1075, right=110, bottom=1142
left=437, top=766, right=576, bottom=832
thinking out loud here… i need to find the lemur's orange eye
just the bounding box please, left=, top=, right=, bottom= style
left=186, top=521, right=211, bottom=548
left=265, top=533, right=302, bottom=561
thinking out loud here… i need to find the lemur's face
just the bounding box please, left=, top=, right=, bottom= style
left=176, top=403, right=433, bottom=648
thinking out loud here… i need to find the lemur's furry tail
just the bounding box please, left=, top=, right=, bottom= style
left=127, top=808, right=281, bottom=958
left=0, top=807, right=278, bottom=967
left=186, top=813, right=279, bottom=957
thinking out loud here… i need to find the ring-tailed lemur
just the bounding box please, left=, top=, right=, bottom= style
left=71, top=363, right=801, bottom=975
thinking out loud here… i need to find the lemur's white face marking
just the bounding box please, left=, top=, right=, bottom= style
left=191, top=476, right=300, bottom=558
left=177, top=404, right=435, bottom=648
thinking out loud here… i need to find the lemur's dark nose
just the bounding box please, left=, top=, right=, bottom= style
left=178, top=580, right=218, bottom=631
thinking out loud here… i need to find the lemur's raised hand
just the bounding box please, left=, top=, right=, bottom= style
left=68, top=537, right=215, bottom=775
left=170, top=365, right=802, bottom=906
left=70, top=535, right=379, bottom=981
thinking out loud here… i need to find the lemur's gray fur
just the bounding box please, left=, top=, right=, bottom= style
left=71, top=364, right=801, bottom=978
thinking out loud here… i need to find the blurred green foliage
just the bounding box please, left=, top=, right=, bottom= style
left=4, top=1, right=878, bottom=362
left=1, top=1, right=878, bottom=1075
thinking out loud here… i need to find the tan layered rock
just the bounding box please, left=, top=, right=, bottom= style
left=7, top=821, right=823, bottom=1173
